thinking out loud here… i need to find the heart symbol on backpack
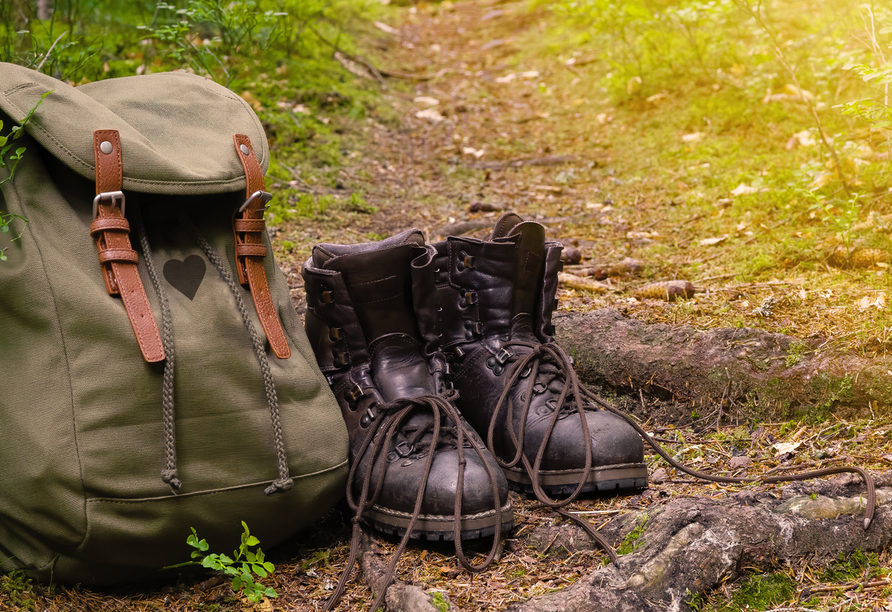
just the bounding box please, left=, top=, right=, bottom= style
left=163, top=255, right=206, bottom=301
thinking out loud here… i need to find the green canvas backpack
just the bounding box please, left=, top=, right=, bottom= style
left=0, top=63, right=349, bottom=585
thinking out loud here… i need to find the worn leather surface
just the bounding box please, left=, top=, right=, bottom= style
left=232, top=134, right=291, bottom=359
left=432, top=217, right=645, bottom=474
left=302, top=232, right=508, bottom=518
left=91, top=130, right=164, bottom=363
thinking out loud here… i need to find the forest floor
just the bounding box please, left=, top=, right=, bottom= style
left=5, top=1, right=892, bottom=611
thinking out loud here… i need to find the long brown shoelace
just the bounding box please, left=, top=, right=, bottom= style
left=488, top=340, right=875, bottom=564
left=325, top=392, right=504, bottom=612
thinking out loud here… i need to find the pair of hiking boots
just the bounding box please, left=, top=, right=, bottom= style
left=301, top=212, right=648, bottom=553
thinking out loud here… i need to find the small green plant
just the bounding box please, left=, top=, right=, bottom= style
left=166, top=521, right=277, bottom=603
left=0, top=569, right=37, bottom=611
left=0, top=90, right=52, bottom=261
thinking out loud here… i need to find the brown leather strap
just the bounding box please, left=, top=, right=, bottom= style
left=232, top=134, right=291, bottom=359
left=93, top=130, right=165, bottom=363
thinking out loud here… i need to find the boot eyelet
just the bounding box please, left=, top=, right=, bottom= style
left=347, top=384, right=364, bottom=402
left=333, top=350, right=350, bottom=367
left=329, top=326, right=344, bottom=341
left=533, top=382, right=547, bottom=394
left=495, top=348, right=512, bottom=364
left=321, top=289, right=334, bottom=304
left=462, top=291, right=478, bottom=307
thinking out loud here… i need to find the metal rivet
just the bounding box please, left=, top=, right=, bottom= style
left=239, top=144, right=251, bottom=156
left=99, top=141, right=114, bottom=155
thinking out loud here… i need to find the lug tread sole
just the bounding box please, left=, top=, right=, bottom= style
left=364, top=502, right=515, bottom=541
left=504, top=463, right=649, bottom=497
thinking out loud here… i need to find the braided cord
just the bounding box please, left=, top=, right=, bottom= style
left=181, top=213, right=293, bottom=495
left=135, top=208, right=181, bottom=493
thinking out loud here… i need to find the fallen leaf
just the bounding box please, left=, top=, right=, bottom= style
left=729, top=456, right=752, bottom=469
left=495, top=73, right=516, bottom=84
left=699, top=235, right=729, bottom=246
left=519, top=70, right=540, bottom=78
left=791, top=129, right=817, bottom=147
left=239, top=91, right=263, bottom=112
left=482, top=39, right=508, bottom=51
left=682, top=132, right=704, bottom=143
left=772, top=441, right=801, bottom=455
left=416, top=108, right=445, bottom=123
left=730, top=183, right=758, bottom=197
left=373, top=21, right=399, bottom=34
left=413, top=96, right=440, bottom=106
left=293, top=103, right=311, bottom=115
left=462, top=146, right=485, bottom=158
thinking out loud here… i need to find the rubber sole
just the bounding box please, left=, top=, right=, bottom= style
left=504, top=463, right=649, bottom=497
left=364, top=501, right=515, bottom=541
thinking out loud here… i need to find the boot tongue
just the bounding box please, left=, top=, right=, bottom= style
left=488, top=212, right=525, bottom=240
left=311, top=228, right=424, bottom=267
left=489, top=216, right=546, bottom=338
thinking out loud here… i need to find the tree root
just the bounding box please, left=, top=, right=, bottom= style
left=510, top=473, right=892, bottom=612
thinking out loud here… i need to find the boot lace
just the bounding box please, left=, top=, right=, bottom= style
left=325, top=391, right=504, bottom=612
left=489, top=339, right=876, bottom=563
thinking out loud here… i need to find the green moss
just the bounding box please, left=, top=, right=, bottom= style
left=429, top=591, right=451, bottom=611
left=729, top=573, right=796, bottom=611
left=821, top=550, right=880, bottom=583
left=785, top=341, right=810, bottom=368
left=617, top=514, right=649, bottom=555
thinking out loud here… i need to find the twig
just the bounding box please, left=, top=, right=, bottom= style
left=734, top=0, right=849, bottom=191
left=36, top=31, right=67, bottom=72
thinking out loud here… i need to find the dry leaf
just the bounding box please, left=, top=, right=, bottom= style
left=730, top=183, right=758, bottom=197
left=773, top=441, right=801, bottom=455
left=413, top=96, right=440, bottom=106
left=462, top=146, right=485, bottom=158
left=682, top=132, right=704, bottom=143
left=416, top=108, right=445, bottom=123
left=373, top=21, right=399, bottom=34
left=699, top=235, right=729, bottom=246
left=239, top=91, right=263, bottom=112
left=495, top=73, right=516, bottom=84
left=792, top=130, right=816, bottom=147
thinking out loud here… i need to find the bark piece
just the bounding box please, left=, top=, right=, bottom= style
left=509, top=476, right=892, bottom=612
left=554, top=308, right=892, bottom=418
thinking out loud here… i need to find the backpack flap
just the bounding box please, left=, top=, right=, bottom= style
left=0, top=63, right=268, bottom=195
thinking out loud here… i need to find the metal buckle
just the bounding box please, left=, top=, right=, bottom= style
left=238, top=190, right=273, bottom=214
left=92, top=190, right=125, bottom=218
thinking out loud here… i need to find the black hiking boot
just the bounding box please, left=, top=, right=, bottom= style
left=432, top=213, right=648, bottom=504
left=301, top=229, right=513, bottom=540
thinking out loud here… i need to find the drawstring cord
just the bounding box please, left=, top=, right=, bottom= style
left=135, top=207, right=181, bottom=494
left=178, top=211, right=293, bottom=495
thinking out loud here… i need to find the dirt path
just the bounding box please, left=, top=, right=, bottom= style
left=6, top=3, right=892, bottom=612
